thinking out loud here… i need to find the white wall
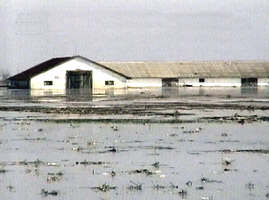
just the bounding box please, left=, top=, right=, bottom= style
left=178, top=78, right=241, bottom=87
left=258, top=78, right=269, bottom=86
left=127, top=78, right=162, bottom=88
left=30, top=57, right=127, bottom=91
left=127, top=77, right=242, bottom=88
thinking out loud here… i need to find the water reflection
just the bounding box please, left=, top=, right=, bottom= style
left=241, top=87, right=258, bottom=95
left=161, top=87, right=179, bottom=97
left=1, top=87, right=269, bottom=104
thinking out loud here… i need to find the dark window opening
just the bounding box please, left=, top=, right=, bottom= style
left=162, top=78, right=178, bottom=87
left=44, top=81, right=53, bottom=86
left=105, top=80, right=114, bottom=86
left=241, top=78, right=257, bottom=87
left=199, top=78, right=205, bottom=83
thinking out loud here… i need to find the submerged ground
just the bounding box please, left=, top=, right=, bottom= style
left=0, top=87, right=269, bottom=200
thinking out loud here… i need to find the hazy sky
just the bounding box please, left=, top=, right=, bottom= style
left=1, top=0, right=269, bottom=75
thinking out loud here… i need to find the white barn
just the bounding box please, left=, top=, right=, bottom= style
left=8, top=56, right=269, bottom=91
left=8, top=56, right=128, bottom=92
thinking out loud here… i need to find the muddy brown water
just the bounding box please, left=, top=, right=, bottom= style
left=1, top=88, right=269, bottom=200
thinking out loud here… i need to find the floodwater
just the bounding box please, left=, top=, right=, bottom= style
left=1, top=87, right=269, bottom=200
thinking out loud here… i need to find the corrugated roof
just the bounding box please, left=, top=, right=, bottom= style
left=100, top=61, right=269, bottom=78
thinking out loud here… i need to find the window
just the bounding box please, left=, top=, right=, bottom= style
left=105, top=80, right=114, bottom=86
left=44, top=81, right=53, bottom=86
left=199, top=78, right=205, bottom=83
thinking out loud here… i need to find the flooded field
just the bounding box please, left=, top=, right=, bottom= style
left=1, top=87, right=269, bottom=200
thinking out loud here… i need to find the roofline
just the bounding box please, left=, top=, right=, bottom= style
left=8, top=56, right=131, bottom=81
left=99, top=60, right=269, bottom=63
left=74, top=56, right=131, bottom=79
left=8, top=56, right=269, bottom=81
left=8, top=57, right=74, bottom=80
left=129, top=76, right=250, bottom=79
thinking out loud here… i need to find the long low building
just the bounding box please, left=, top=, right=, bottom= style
left=7, top=56, right=269, bottom=91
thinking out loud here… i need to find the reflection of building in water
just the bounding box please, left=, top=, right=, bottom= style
left=7, top=56, right=269, bottom=94
left=162, top=87, right=179, bottom=97
left=241, top=87, right=258, bottom=95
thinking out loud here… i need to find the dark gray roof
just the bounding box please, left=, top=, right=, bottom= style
left=8, top=57, right=73, bottom=81
left=8, top=56, right=130, bottom=81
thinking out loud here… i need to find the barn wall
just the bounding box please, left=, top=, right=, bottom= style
left=127, top=78, right=162, bottom=88
left=178, top=78, right=241, bottom=87
left=258, top=78, right=269, bottom=86
left=30, top=58, right=127, bottom=91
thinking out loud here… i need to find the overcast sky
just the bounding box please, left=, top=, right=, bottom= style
left=1, top=0, right=269, bottom=75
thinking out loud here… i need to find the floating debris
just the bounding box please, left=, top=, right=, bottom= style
left=196, top=186, right=204, bottom=190
left=76, top=160, right=107, bottom=165
left=246, top=182, right=255, bottom=190
left=186, top=181, right=192, bottom=187
left=127, top=181, right=143, bottom=191
left=110, top=170, right=116, bottom=177
left=107, top=146, right=117, bottom=152
left=219, top=139, right=240, bottom=143
left=222, top=158, right=233, bottom=166
left=48, top=171, right=64, bottom=176
left=70, top=122, right=80, bottom=128
left=237, top=149, right=269, bottom=154
left=102, top=172, right=111, bottom=176
left=72, top=146, right=83, bottom=152
left=111, top=125, right=119, bottom=131
left=7, top=185, right=15, bottom=192
left=87, top=140, right=96, bottom=146
left=201, top=177, right=222, bottom=184
left=152, top=162, right=160, bottom=168
left=47, top=162, right=59, bottom=167
left=169, top=182, right=179, bottom=189
left=92, top=184, right=117, bottom=192
left=47, top=175, right=61, bottom=183
left=0, top=169, right=7, bottom=173
left=47, top=171, right=63, bottom=183
left=152, top=184, right=166, bottom=190
left=152, top=146, right=174, bottom=150
left=23, top=137, right=47, bottom=141
left=129, top=169, right=155, bottom=176
left=178, top=189, right=187, bottom=198
left=41, top=189, right=58, bottom=196
left=201, top=196, right=213, bottom=200
left=99, top=146, right=118, bottom=153
left=221, top=133, right=228, bottom=137
left=183, top=128, right=202, bottom=134
left=266, top=193, right=269, bottom=198
left=200, top=114, right=262, bottom=123
left=159, top=174, right=166, bottom=178
left=219, top=149, right=269, bottom=154
left=18, top=159, right=45, bottom=167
